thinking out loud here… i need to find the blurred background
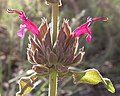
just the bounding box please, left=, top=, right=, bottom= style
left=0, top=0, right=120, bottom=96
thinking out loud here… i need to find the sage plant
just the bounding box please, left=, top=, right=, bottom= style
left=8, top=0, right=115, bottom=96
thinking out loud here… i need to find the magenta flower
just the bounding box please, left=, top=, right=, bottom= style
left=7, top=9, right=38, bottom=37
left=72, top=16, right=108, bottom=42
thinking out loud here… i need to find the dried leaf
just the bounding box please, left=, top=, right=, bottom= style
left=71, top=51, right=85, bottom=66
left=43, top=28, right=52, bottom=49
left=38, top=18, right=48, bottom=38
left=29, top=36, right=39, bottom=52
left=62, top=19, right=71, bottom=37
left=48, top=51, right=58, bottom=64
left=64, top=35, right=75, bottom=51
left=57, top=27, right=66, bottom=45
left=27, top=49, right=35, bottom=64
left=32, top=65, right=49, bottom=75
left=33, top=49, right=42, bottom=64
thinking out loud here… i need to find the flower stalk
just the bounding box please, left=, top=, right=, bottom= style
left=49, top=68, right=58, bottom=96
left=52, top=2, right=59, bottom=43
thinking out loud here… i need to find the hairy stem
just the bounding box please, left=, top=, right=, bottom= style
left=48, top=68, right=58, bottom=96
left=52, top=3, right=59, bottom=44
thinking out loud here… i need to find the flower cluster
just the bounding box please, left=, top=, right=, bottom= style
left=7, top=9, right=108, bottom=69
left=7, top=8, right=114, bottom=96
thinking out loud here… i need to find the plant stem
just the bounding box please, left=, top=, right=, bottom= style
left=48, top=68, right=58, bottom=96
left=0, top=62, right=3, bottom=96
left=52, top=2, right=59, bottom=44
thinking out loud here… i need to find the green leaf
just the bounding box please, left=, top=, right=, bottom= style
left=16, top=74, right=37, bottom=96
left=104, top=78, right=115, bottom=93
left=72, top=68, right=115, bottom=93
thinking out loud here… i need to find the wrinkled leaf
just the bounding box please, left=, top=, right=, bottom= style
left=16, top=74, right=37, bottom=96
left=72, top=68, right=115, bottom=93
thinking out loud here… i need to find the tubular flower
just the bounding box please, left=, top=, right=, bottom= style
left=72, top=16, right=108, bottom=42
left=7, top=9, right=38, bottom=37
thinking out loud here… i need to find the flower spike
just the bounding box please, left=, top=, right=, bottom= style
left=7, top=9, right=38, bottom=37
left=72, top=16, right=108, bottom=42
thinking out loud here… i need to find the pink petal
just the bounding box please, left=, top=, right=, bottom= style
left=17, top=24, right=26, bottom=37
left=19, top=11, right=27, bottom=21
left=23, top=19, right=38, bottom=35
left=72, top=22, right=91, bottom=36
left=86, top=35, right=92, bottom=42
left=87, top=16, right=92, bottom=22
